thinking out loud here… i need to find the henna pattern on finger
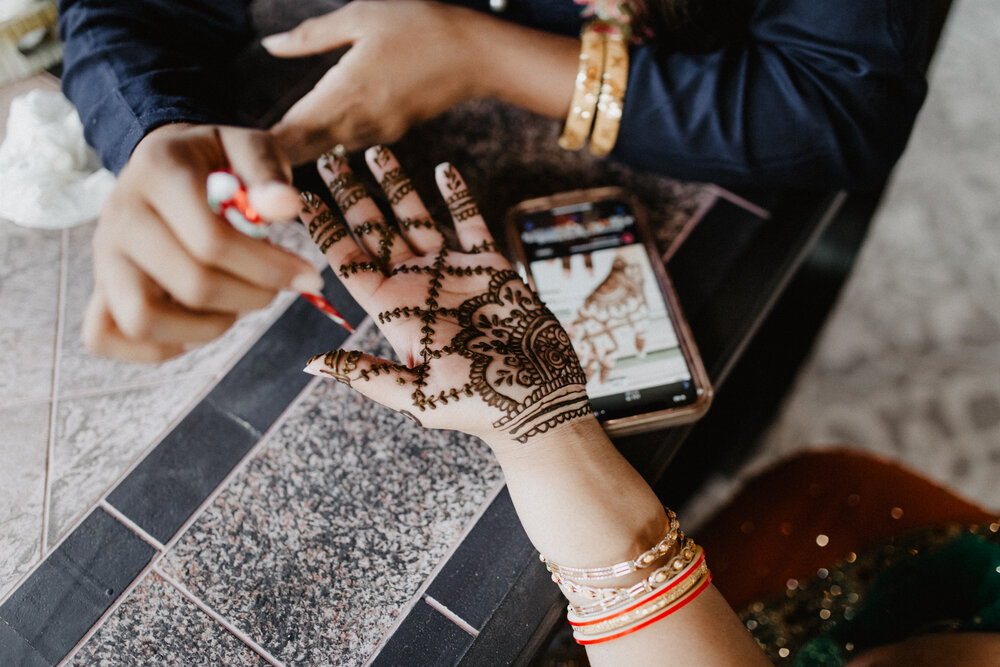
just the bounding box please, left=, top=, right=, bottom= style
left=353, top=218, right=399, bottom=271
left=321, top=151, right=367, bottom=212
left=302, top=194, right=350, bottom=254
left=371, top=145, right=394, bottom=168
left=466, top=240, right=498, bottom=254
left=441, top=164, right=481, bottom=222
left=380, top=167, right=416, bottom=205
left=398, top=216, right=438, bottom=232
left=309, top=349, right=363, bottom=387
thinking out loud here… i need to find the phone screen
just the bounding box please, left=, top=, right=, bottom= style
left=516, top=197, right=699, bottom=421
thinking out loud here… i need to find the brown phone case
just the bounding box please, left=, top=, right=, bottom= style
left=505, top=187, right=712, bottom=436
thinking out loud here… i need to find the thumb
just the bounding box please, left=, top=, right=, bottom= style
left=304, top=349, right=424, bottom=422
left=261, top=11, right=356, bottom=58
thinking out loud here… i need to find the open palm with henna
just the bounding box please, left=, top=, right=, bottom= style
left=301, top=147, right=592, bottom=446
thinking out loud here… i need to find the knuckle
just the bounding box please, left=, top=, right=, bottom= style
left=115, top=299, right=155, bottom=340
left=289, top=17, right=322, bottom=46
left=173, top=267, right=217, bottom=309
left=186, top=226, right=228, bottom=264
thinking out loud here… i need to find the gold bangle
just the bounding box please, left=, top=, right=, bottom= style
left=541, top=509, right=680, bottom=582
left=565, top=539, right=697, bottom=616
left=588, top=25, right=629, bottom=156
left=558, top=24, right=606, bottom=151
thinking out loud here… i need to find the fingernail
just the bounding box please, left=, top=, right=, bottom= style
left=303, top=352, right=332, bottom=377
left=248, top=182, right=301, bottom=219
left=261, top=33, right=288, bottom=51
left=291, top=271, right=325, bottom=294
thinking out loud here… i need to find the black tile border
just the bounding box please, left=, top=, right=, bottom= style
left=369, top=598, right=476, bottom=667
left=424, top=487, right=537, bottom=631
left=0, top=617, right=49, bottom=667
left=0, top=508, right=157, bottom=664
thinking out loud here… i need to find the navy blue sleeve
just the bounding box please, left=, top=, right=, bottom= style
left=613, top=0, right=929, bottom=190
left=58, top=0, right=255, bottom=173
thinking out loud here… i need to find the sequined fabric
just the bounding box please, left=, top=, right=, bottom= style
left=738, top=522, right=1000, bottom=664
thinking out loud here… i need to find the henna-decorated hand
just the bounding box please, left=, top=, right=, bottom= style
left=301, top=147, right=593, bottom=447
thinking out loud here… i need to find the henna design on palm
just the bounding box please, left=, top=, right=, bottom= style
left=452, top=270, right=591, bottom=440
left=301, top=148, right=592, bottom=444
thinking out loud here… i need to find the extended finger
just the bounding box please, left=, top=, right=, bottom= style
left=261, top=4, right=364, bottom=58
left=365, top=146, right=445, bottom=256
left=434, top=163, right=497, bottom=254
left=303, top=348, right=423, bottom=425
left=299, top=190, right=383, bottom=295
left=317, top=149, right=411, bottom=269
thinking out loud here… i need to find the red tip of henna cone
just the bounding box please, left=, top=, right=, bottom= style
left=300, top=293, right=354, bottom=332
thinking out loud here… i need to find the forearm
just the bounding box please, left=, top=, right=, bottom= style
left=485, top=418, right=768, bottom=665
left=611, top=0, right=929, bottom=189
left=463, top=13, right=579, bottom=121
left=487, top=417, right=665, bottom=569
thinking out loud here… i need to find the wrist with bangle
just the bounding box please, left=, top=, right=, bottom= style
left=539, top=507, right=712, bottom=645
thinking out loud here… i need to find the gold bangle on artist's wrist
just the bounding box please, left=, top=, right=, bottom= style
left=589, top=25, right=629, bottom=156
left=558, top=23, right=606, bottom=151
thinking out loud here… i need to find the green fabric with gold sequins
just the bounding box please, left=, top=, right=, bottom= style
left=738, top=524, right=1000, bottom=664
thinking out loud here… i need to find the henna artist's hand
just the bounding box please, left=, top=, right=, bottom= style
left=84, top=124, right=324, bottom=362
left=262, top=1, right=579, bottom=165
left=300, top=147, right=593, bottom=447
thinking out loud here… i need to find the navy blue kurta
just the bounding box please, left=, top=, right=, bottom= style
left=57, top=0, right=928, bottom=189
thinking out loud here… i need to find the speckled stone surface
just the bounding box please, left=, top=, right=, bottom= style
left=68, top=572, right=268, bottom=666
left=157, top=324, right=504, bottom=665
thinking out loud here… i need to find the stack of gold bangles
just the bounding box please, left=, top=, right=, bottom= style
left=558, top=19, right=631, bottom=156
left=539, top=509, right=712, bottom=645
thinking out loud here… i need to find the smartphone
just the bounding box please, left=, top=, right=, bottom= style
left=506, top=187, right=712, bottom=436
